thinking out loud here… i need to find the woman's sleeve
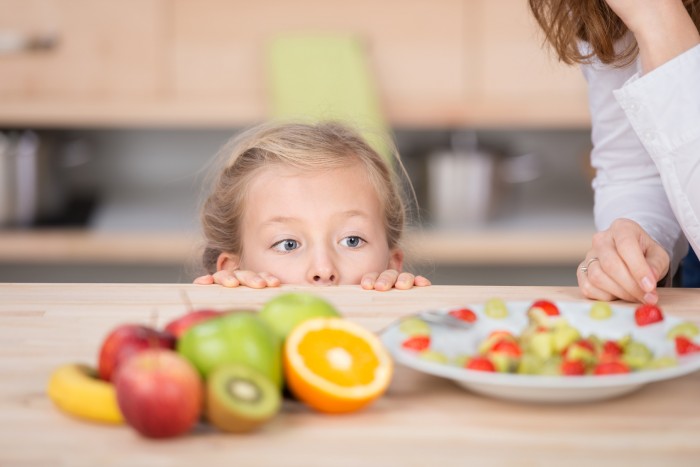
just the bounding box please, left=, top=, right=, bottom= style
left=581, top=53, right=686, bottom=269
left=613, top=44, right=700, bottom=257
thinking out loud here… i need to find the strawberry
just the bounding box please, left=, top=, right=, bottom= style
left=448, top=308, right=477, bottom=323
left=487, top=330, right=516, bottom=341
left=465, top=356, right=496, bottom=372
left=491, top=340, right=522, bottom=357
left=634, top=304, right=664, bottom=326
left=675, top=336, right=700, bottom=355
left=593, top=361, right=630, bottom=375
left=576, top=339, right=595, bottom=353
left=561, top=360, right=586, bottom=376
left=478, top=330, right=516, bottom=354
left=529, top=299, right=560, bottom=316
left=401, top=335, right=430, bottom=352
left=600, top=340, right=623, bottom=361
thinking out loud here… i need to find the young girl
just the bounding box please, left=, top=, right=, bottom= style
left=193, top=121, right=431, bottom=291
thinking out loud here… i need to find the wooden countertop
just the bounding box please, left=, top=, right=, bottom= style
left=2, top=283, right=700, bottom=466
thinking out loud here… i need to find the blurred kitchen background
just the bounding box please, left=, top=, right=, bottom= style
left=0, top=0, right=595, bottom=285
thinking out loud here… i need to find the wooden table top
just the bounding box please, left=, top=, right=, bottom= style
left=1, top=283, right=699, bottom=466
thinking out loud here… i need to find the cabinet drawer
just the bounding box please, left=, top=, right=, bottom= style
left=0, top=0, right=166, bottom=99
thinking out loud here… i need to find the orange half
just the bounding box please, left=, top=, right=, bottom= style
left=284, top=317, right=393, bottom=414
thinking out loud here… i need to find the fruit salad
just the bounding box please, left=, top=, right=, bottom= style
left=399, top=299, right=700, bottom=377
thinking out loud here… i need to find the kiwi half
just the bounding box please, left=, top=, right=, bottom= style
left=206, top=363, right=281, bottom=433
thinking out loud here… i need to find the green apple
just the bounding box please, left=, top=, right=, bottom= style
left=177, top=312, right=282, bottom=388
left=259, top=292, right=340, bottom=341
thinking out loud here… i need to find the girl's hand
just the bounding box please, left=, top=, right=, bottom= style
left=193, top=270, right=281, bottom=288
left=577, top=219, right=670, bottom=304
left=360, top=270, right=431, bottom=291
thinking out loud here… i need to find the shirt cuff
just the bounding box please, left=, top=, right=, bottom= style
left=613, top=44, right=700, bottom=153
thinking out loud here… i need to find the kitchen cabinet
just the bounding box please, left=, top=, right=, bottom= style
left=0, top=0, right=167, bottom=101
left=0, top=0, right=589, bottom=128
left=0, top=2, right=594, bottom=280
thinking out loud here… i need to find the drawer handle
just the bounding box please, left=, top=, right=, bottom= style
left=0, top=30, right=59, bottom=55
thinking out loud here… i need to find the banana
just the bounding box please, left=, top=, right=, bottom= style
left=47, top=363, right=123, bottom=424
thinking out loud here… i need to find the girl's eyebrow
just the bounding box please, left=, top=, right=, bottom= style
left=263, top=210, right=371, bottom=226
left=337, top=209, right=371, bottom=219
left=261, top=216, right=298, bottom=226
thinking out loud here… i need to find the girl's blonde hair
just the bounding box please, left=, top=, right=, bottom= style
left=200, top=121, right=408, bottom=274
left=529, top=0, right=700, bottom=66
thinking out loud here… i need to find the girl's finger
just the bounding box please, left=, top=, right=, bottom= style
left=394, top=272, right=415, bottom=290
left=414, top=275, right=432, bottom=287
left=193, top=274, right=214, bottom=285
left=212, top=270, right=240, bottom=288
left=258, top=272, right=281, bottom=287
left=361, top=272, right=380, bottom=290
left=232, top=270, right=267, bottom=289
left=374, top=269, right=399, bottom=291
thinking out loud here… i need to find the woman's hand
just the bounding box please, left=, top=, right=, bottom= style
left=193, top=270, right=281, bottom=288
left=360, top=270, right=431, bottom=291
left=604, top=0, right=700, bottom=72
left=577, top=219, right=670, bottom=304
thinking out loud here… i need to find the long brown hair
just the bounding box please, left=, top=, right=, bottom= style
left=200, top=121, right=408, bottom=274
left=529, top=0, right=700, bottom=65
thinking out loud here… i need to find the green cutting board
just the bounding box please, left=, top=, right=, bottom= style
left=267, top=35, right=391, bottom=161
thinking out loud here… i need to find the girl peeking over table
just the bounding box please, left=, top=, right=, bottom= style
left=193, top=121, right=430, bottom=291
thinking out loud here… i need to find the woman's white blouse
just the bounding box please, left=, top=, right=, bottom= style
left=581, top=43, right=700, bottom=271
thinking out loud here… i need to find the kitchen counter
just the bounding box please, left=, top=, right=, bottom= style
left=1, top=283, right=700, bottom=466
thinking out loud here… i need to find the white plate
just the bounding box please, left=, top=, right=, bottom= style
left=380, top=301, right=700, bottom=403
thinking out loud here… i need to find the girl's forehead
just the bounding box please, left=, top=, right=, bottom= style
left=253, top=159, right=371, bottom=181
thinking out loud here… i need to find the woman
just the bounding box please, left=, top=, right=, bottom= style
left=530, top=0, right=700, bottom=303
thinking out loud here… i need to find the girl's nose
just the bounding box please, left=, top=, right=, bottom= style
left=307, top=252, right=338, bottom=286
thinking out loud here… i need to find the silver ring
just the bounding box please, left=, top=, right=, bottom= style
left=580, top=257, right=599, bottom=275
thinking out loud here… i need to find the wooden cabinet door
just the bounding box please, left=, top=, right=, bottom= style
left=0, top=0, right=167, bottom=100
left=171, top=0, right=470, bottom=127
left=468, top=0, right=589, bottom=126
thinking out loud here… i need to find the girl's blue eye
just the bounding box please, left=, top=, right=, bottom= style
left=341, top=236, right=365, bottom=248
left=272, top=239, right=299, bottom=252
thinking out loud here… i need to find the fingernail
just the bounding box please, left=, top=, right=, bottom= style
left=641, top=276, right=655, bottom=292
left=375, top=280, right=386, bottom=288
left=643, top=292, right=657, bottom=304
left=362, top=278, right=372, bottom=287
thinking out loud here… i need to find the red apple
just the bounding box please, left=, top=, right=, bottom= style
left=98, top=324, right=175, bottom=382
left=164, top=309, right=223, bottom=339
left=115, top=349, right=203, bottom=439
